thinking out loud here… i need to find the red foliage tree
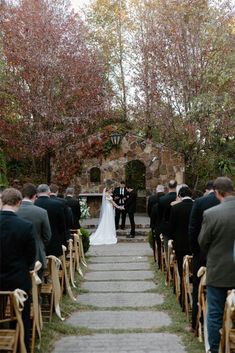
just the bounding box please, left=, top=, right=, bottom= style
left=0, top=0, right=111, bottom=164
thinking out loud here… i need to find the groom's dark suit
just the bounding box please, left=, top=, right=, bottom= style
left=113, top=186, right=127, bottom=229
left=124, top=190, right=137, bottom=237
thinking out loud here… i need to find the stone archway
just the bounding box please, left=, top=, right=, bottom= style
left=125, top=160, right=146, bottom=212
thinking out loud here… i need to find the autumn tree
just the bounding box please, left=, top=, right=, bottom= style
left=85, top=0, right=131, bottom=120
left=0, top=0, right=111, bottom=183
left=130, top=0, right=235, bottom=187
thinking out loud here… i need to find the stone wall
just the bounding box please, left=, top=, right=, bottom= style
left=71, top=133, right=185, bottom=197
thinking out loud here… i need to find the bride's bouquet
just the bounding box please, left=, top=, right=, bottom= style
left=79, top=197, right=90, bottom=219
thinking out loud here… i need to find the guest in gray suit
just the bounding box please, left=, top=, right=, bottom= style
left=18, top=183, right=51, bottom=278
left=198, top=177, right=235, bottom=353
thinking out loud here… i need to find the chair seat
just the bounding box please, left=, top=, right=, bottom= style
left=0, top=329, right=17, bottom=350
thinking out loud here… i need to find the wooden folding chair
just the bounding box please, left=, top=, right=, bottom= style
left=71, top=231, right=83, bottom=277
left=182, top=255, right=193, bottom=321
left=66, top=238, right=77, bottom=286
left=30, top=261, right=43, bottom=353
left=167, top=240, right=175, bottom=287
left=0, top=289, right=28, bottom=353
left=77, top=229, right=87, bottom=268
left=219, top=289, right=235, bottom=353
left=41, top=256, right=64, bottom=322
left=60, top=245, right=76, bottom=302
left=196, top=266, right=209, bottom=353
left=173, top=254, right=180, bottom=302
left=160, top=234, right=166, bottom=272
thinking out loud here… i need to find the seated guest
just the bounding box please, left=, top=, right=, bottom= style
left=17, top=183, right=51, bottom=279
left=0, top=188, right=36, bottom=353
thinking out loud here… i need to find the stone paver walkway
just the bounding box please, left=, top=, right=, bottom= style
left=51, top=243, right=187, bottom=353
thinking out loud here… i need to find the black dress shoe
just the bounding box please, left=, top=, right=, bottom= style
left=120, top=226, right=125, bottom=230
left=130, top=234, right=135, bottom=238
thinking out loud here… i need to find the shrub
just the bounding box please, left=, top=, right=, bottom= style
left=80, top=227, right=90, bottom=254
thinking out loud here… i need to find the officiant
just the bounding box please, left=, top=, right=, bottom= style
left=113, top=181, right=127, bottom=230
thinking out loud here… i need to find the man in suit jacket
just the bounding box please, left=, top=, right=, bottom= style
left=124, top=186, right=137, bottom=238
left=169, top=186, right=193, bottom=304
left=35, top=184, right=67, bottom=257
left=155, top=180, right=177, bottom=265
left=147, top=184, right=165, bottom=219
left=198, top=177, right=235, bottom=353
left=188, top=180, right=220, bottom=331
left=149, top=185, right=165, bottom=267
left=113, top=181, right=128, bottom=229
left=49, top=183, right=72, bottom=241
left=17, top=183, right=51, bottom=278
left=0, top=188, right=36, bottom=352
left=65, top=187, right=81, bottom=229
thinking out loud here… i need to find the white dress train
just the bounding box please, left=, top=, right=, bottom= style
left=90, top=193, right=117, bottom=245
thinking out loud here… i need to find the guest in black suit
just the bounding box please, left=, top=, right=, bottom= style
left=188, top=180, right=220, bottom=331
left=65, top=187, right=81, bottom=229
left=35, top=184, right=67, bottom=257
left=0, top=188, right=36, bottom=352
left=124, top=186, right=137, bottom=238
left=156, top=180, right=177, bottom=265
left=113, top=181, right=128, bottom=229
left=147, top=184, right=165, bottom=219
left=169, top=186, right=193, bottom=304
left=17, top=183, right=51, bottom=279
left=49, top=183, right=72, bottom=241
left=148, top=185, right=165, bottom=266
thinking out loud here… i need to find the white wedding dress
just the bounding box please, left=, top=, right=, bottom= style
left=90, top=190, right=117, bottom=245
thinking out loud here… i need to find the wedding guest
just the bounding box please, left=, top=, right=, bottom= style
left=198, top=177, right=235, bottom=353
left=35, top=184, right=67, bottom=257
left=171, top=183, right=188, bottom=206
left=156, top=180, right=177, bottom=265
left=124, top=186, right=137, bottom=238
left=149, top=185, right=165, bottom=266
left=49, top=183, right=72, bottom=241
left=113, top=181, right=128, bottom=230
left=147, top=184, right=165, bottom=218
left=0, top=188, right=36, bottom=352
left=188, top=180, right=219, bottom=332
left=65, top=187, right=81, bottom=229
left=169, top=186, right=193, bottom=305
left=17, top=183, right=51, bottom=279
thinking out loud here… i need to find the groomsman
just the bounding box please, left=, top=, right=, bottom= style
left=113, top=181, right=127, bottom=229
left=124, top=186, right=137, bottom=238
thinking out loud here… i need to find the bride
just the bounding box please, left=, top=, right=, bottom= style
left=90, top=186, right=123, bottom=245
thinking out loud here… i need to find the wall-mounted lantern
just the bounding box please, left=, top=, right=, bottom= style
left=110, top=132, right=122, bottom=146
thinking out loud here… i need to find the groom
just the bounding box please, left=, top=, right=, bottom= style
left=124, top=186, right=137, bottom=238
left=113, top=181, right=127, bottom=230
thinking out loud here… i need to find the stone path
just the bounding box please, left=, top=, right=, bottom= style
left=51, top=243, right=187, bottom=353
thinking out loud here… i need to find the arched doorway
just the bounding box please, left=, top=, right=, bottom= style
left=125, top=160, right=146, bottom=212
